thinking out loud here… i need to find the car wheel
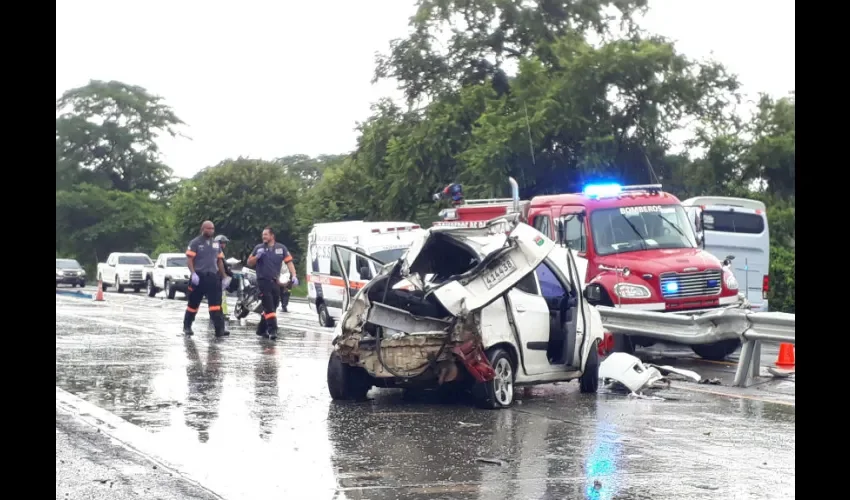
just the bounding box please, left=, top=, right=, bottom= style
left=147, top=278, right=157, bottom=297
left=71, top=283, right=77, bottom=288
left=612, top=334, right=635, bottom=355
left=133, top=286, right=141, bottom=293
left=691, top=339, right=740, bottom=361
left=472, top=347, right=515, bottom=409
left=116, top=275, right=125, bottom=293
left=166, top=280, right=177, bottom=300
left=579, top=341, right=600, bottom=394
left=318, top=302, right=334, bottom=327
left=80, top=280, right=86, bottom=288
left=327, top=353, right=371, bottom=401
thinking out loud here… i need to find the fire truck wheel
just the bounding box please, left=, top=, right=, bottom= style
left=691, top=339, right=741, bottom=361
left=612, top=334, right=635, bottom=355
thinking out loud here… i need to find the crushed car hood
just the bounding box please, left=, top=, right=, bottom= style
left=399, top=217, right=556, bottom=316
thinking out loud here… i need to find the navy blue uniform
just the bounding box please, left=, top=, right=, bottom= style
left=251, top=242, right=292, bottom=338
left=184, top=236, right=227, bottom=336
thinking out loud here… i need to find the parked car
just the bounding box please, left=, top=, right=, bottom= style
left=327, top=215, right=605, bottom=409
left=96, top=253, right=154, bottom=293
left=147, top=253, right=191, bottom=299
left=56, top=258, right=86, bottom=287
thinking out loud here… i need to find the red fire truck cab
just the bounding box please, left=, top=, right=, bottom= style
left=434, top=179, right=744, bottom=360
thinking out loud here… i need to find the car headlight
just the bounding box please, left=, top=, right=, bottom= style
left=56, top=269, right=62, bottom=276
left=613, top=283, right=651, bottom=299
left=80, top=270, right=86, bottom=276
left=723, top=269, right=739, bottom=290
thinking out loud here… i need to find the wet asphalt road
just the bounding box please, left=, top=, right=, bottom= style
left=56, top=288, right=795, bottom=499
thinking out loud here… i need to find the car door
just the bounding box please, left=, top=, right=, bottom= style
left=423, top=222, right=556, bottom=316
left=505, top=272, right=554, bottom=375
left=331, top=245, right=386, bottom=313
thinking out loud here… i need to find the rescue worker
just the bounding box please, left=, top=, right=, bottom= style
left=247, top=226, right=299, bottom=340
left=214, top=235, right=234, bottom=318
left=183, top=221, right=229, bottom=337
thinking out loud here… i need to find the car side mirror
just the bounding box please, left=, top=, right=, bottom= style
left=157, top=264, right=164, bottom=268
left=359, top=267, right=373, bottom=280
left=722, top=254, right=735, bottom=266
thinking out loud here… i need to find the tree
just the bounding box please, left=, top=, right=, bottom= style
left=55, top=184, right=171, bottom=267
left=56, top=80, right=185, bottom=196
left=274, top=154, right=347, bottom=190
left=375, top=0, right=649, bottom=103
left=171, top=158, right=302, bottom=262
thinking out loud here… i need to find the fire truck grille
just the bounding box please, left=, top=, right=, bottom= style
left=659, top=269, right=722, bottom=299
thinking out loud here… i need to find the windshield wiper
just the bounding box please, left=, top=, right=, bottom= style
left=657, top=214, right=689, bottom=241
left=618, top=214, right=648, bottom=250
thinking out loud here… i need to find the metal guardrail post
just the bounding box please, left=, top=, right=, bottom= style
left=733, top=337, right=756, bottom=387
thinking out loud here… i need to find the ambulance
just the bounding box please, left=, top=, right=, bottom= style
left=306, top=221, right=425, bottom=327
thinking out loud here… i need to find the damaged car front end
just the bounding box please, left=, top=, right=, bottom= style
left=327, top=215, right=555, bottom=407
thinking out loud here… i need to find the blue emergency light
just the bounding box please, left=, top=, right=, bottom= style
left=663, top=281, right=679, bottom=294
left=582, top=183, right=622, bottom=198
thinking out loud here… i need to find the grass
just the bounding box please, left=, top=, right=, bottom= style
left=290, top=282, right=308, bottom=297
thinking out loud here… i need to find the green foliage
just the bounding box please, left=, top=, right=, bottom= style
left=55, top=184, right=170, bottom=266
left=171, top=158, right=302, bottom=263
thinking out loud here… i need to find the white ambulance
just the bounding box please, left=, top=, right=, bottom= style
left=306, top=221, right=425, bottom=327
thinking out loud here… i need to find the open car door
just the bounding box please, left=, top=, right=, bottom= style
left=331, top=245, right=386, bottom=313
left=414, top=220, right=556, bottom=316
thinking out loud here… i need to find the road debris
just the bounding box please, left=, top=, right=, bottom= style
left=600, top=353, right=709, bottom=396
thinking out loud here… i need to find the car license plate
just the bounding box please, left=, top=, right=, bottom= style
left=483, top=257, right=517, bottom=290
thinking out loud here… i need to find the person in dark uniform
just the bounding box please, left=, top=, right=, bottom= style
left=247, top=226, right=299, bottom=340
left=184, top=220, right=229, bottom=337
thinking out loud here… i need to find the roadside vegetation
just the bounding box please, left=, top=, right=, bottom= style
left=56, top=1, right=794, bottom=312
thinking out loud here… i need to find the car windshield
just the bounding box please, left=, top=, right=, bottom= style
left=56, top=259, right=81, bottom=269
left=166, top=257, right=188, bottom=267
left=590, top=204, right=697, bottom=256
left=370, top=248, right=407, bottom=263
left=118, top=255, right=153, bottom=265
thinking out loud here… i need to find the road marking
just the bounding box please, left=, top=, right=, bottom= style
left=670, top=383, right=795, bottom=407
left=56, top=386, right=227, bottom=500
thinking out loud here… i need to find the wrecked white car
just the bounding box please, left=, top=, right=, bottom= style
left=326, top=215, right=605, bottom=409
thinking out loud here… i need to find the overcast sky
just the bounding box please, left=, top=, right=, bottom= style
left=56, top=0, right=795, bottom=179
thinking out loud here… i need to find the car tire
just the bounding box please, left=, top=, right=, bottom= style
left=612, top=334, right=635, bottom=355
left=147, top=278, right=158, bottom=297
left=318, top=302, right=334, bottom=328
left=691, top=339, right=740, bottom=361
left=116, top=275, right=125, bottom=293
left=579, top=341, right=600, bottom=394
left=472, top=347, right=516, bottom=409
left=133, top=286, right=141, bottom=293
left=166, top=280, right=177, bottom=300
left=71, top=283, right=77, bottom=288
left=327, top=353, right=371, bottom=401
left=80, top=280, right=86, bottom=288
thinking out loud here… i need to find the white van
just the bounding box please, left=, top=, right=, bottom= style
left=306, top=221, right=425, bottom=327
left=683, top=196, right=770, bottom=311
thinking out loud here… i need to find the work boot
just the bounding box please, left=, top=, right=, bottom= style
left=212, top=314, right=229, bottom=337
left=280, top=305, right=288, bottom=313
left=268, top=328, right=278, bottom=341
left=183, top=326, right=194, bottom=336
left=255, top=321, right=267, bottom=338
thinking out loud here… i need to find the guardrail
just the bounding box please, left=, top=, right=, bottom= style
left=595, top=306, right=795, bottom=387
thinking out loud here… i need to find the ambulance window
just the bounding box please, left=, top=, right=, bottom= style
left=330, top=248, right=351, bottom=278
left=355, top=255, right=373, bottom=280
left=703, top=211, right=765, bottom=234
left=564, top=215, right=586, bottom=252
left=533, top=215, right=552, bottom=239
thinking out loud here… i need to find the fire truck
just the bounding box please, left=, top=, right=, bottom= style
left=433, top=178, right=745, bottom=360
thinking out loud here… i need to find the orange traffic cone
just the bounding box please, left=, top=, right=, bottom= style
left=775, top=343, right=795, bottom=369
left=95, top=280, right=105, bottom=302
